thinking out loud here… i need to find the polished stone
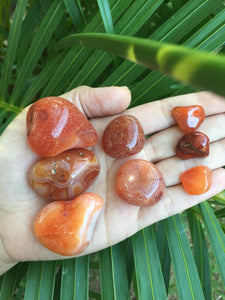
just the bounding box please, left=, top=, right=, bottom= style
left=102, top=115, right=145, bottom=158
left=28, top=149, right=100, bottom=201
left=176, top=131, right=209, bottom=159
left=34, top=193, right=103, bottom=256
left=27, top=97, right=98, bottom=157
left=172, top=105, right=205, bottom=133
left=116, top=159, right=165, bottom=206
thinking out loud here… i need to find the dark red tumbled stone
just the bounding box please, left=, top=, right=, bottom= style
left=176, top=131, right=209, bottom=159
left=102, top=115, right=145, bottom=158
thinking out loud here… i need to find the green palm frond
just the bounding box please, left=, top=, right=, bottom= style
left=0, top=1, right=225, bottom=299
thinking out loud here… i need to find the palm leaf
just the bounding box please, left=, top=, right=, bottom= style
left=56, top=32, right=225, bottom=97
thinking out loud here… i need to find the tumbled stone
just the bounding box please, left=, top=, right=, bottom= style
left=28, top=149, right=100, bottom=201
left=181, top=166, right=212, bottom=195
left=172, top=105, right=205, bottom=133
left=102, top=115, right=145, bottom=158
left=176, top=131, right=209, bottom=159
left=26, top=97, right=98, bottom=157
left=34, top=193, right=104, bottom=256
left=116, top=159, right=165, bottom=206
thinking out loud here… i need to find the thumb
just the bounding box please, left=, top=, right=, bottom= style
left=60, top=86, right=131, bottom=118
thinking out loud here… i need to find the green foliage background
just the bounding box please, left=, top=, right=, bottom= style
left=0, top=0, right=225, bottom=299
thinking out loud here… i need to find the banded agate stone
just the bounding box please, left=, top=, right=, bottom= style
left=181, top=166, right=212, bottom=195
left=176, top=131, right=209, bottom=159
left=116, top=159, right=165, bottom=206
left=102, top=115, right=145, bottom=158
left=26, top=97, right=98, bottom=157
left=28, top=149, right=100, bottom=201
left=34, top=193, right=103, bottom=256
left=172, top=105, right=205, bottom=133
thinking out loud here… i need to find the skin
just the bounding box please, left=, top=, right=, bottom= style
left=0, top=86, right=225, bottom=275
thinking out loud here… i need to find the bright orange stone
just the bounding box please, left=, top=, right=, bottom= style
left=172, top=105, right=205, bottom=133
left=116, top=159, right=165, bottom=206
left=102, top=115, right=145, bottom=158
left=34, top=193, right=103, bottom=256
left=28, top=149, right=100, bottom=201
left=181, top=166, right=212, bottom=195
left=26, top=97, right=98, bottom=157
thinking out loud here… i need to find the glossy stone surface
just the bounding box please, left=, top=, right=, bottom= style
left=181, top=166, right=212, bottom=195
left=28, top=149, right=100, bottom=201
left=26, top=97, right=98, bottom=157
left=34, top=193, right=103, bottom=256
left=176, top=131, right=209, bottom=159
left=172, top=105, right=205, bottom=133
left=116, top=159, right=165, bottom=206
left=102, top=115, right=145, bottom=158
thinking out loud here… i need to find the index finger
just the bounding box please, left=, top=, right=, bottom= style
left=127, top=91, right=225, bottom=135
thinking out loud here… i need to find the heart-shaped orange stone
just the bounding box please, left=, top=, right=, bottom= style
left=34, top=193, right=103, bottom=256
left=181, top=166, right=212, bottom=195
left=116, top=159, right=165, bottom=206
left=172, top=105, right=205, bottom=133
left=27, top=97, right=98, bottom=157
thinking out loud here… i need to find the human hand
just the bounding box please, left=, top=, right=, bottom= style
left=0, top=86, right=225, bottom=274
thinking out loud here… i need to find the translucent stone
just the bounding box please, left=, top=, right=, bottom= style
left=26, top=97, right=98, bottom=157
left=181, top=166, right=212, bottom=195
left=102, top=115, right=145, bottom=158
left=28, top=149, right=100, bottom=201
left=176, top=131, right=209, bottom=159
left=34, top=193, right=103, bottom=256
left=172, top=105, right=205, bottom=133
left=116, top=159, right=165, bottom=206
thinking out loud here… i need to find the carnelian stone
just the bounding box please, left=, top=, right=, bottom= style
left=102, top=115, right=145, bottom=158
left=181, top=166, right=212, bottom=195
left=176, top=131, right=209, bottom=159
left=34, top=193, right=103, bottom=256
left=28, top=149, right=100, bottom=201
left=26, top=97, right=98, bottom=157
left=116, top=159, right=165, bottom=206
left=172, top=105, right=205, bottom=133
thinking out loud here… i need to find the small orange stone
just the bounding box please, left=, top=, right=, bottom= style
left=172, top=105, right=205, bottom=133
left=34, top=193, right=104, bottom=256
left=181, top=166, right=212, bottom=195
left=26, top=97, right=98, bottom=157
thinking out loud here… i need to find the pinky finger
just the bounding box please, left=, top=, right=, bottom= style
left=137, top=167, right=225, bottom=231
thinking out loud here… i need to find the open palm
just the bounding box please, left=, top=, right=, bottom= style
left=0, top=86, right=225, bottom=274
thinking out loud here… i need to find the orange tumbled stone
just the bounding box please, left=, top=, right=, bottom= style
left=116, top=159, right=165, bottom=206
left=181, top=166, right=212, bottom=195
left=102, top=115, right=145, bottom=158
left=176, top=131, right=209, bottom=159
left=28, top=149, right=100, bottom=201
left=172, top=105, right=205, bottom=133
left=26, top=97, right=98, bottom=157
left=34, top=193, right=104, bottom=256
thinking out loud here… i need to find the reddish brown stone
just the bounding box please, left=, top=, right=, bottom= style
left=181, top=166, right=212, bottom=195
left=102, top=115, right=145, bottom=158
left=172, top=105, right=205, bottom=133
left=176, top=131, right=209, bottom=159
left=26, top=97, right=98, bottom=157
left=34, top=193, right=103, bottom=256
left=116, top=159, right=165, bottom=206
left=28, top=149, right=100, bottom=201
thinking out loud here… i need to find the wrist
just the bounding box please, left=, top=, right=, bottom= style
left=0, top=236, right=17, bottom=276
